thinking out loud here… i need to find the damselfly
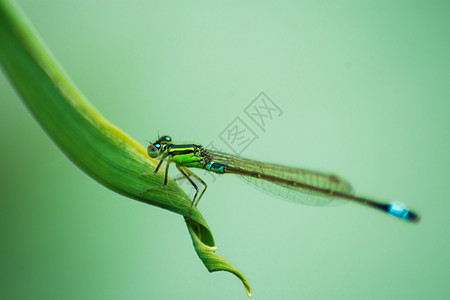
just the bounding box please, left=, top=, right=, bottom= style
left=143, top=135, right=419, bottom=222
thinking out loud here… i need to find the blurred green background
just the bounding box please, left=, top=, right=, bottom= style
left=1, top=1, right=449, bottom=299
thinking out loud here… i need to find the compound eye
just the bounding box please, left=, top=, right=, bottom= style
left=147, top=143, right=161, bottom=158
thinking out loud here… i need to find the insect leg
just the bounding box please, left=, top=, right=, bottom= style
left=175, top=164, right=199, bottom=218
left=179, top=166, right=207, bottom=208
left=141, top=158, right=172, bottom=193
left=153, top=153, right=168, bottom=174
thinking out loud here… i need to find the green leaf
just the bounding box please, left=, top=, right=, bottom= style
left=0, top=0, right=250, bottom=296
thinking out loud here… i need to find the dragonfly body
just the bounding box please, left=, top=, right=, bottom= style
left=155, top=143, right=227, bottom=174
left=145, top=135, right=419, bottom=222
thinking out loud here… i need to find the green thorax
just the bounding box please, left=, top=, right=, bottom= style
left=166, top=144, right=206, bottom=168
left=164, top=144, right=226, bottom=174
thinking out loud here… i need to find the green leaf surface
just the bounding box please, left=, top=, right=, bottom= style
left=0, top=0, right=250, bottom=296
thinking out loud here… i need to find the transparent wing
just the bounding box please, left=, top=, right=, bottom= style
left=203, top=149, right=353, bottom=206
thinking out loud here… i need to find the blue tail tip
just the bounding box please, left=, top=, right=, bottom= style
left=388, top=202, right=420, bottom=222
